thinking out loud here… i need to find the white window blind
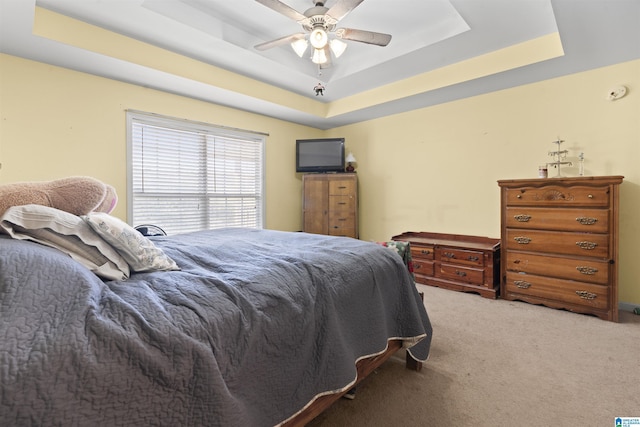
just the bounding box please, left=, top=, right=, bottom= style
left=127, top=111, right=265, bottom=235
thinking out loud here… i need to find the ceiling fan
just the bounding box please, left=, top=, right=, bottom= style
left=254, top=0, right=392, bottom=67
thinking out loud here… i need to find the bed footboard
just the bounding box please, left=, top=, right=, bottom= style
left=282, top=339, right=421, bottom=426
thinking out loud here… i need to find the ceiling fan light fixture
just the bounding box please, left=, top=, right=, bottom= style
left=311, top=48, right=328, bottom=64
left=310, top=27, right=328, bottom=49
left=255, top=0, right=393, bottom=68
left=291, top=38, right=309, bottom=57
left=329, top=39, right=347, bottom=58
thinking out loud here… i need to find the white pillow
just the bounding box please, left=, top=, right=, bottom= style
left=84, top=212, right=179, bottom=273
left=0, top=204, right=130, bottom=280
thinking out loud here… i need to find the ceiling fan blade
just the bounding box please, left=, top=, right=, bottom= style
left=256, top=0, right=307, bottom=22
left=255, top=33, right=306, bottom=51
left=255, top=0, right=307, bottom=22
left=336, top=28, right=392, bottom=46
left=326, top=0, right=366, bottom=22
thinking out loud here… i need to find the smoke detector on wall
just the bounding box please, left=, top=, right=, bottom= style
left=607, top=85, right=627, bottom=101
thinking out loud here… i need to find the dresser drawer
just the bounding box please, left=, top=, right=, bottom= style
left=329, top=180, right=356, bottom=196
left=329, top=195, right=356, bottom=212
left=505, top=272, right=609, bottom=310
left=436, top=263, right=484, bottom=285
left=504, top=185, right=610, bottom=207
left=505, top=251, right=609, bottom=285
left=505, top=207, right=609, bottom=233
left=328, top=225, right=356, bottom=237
left=411, top=244, right=435, bottom=260
left=505, top=229, right=610, bottom=258
left=436, top=247, right=484, bottom=267
left=413, top=259, right=435, bottom=277
left=328, top=214, right=355, bottom=234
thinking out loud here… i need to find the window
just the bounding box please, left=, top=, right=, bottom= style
left=127, top=111, right=265, bottom=235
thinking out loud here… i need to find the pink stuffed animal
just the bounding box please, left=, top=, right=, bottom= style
left=0, top=176, right=117, bottom=218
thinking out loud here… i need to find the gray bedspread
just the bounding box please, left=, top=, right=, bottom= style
left=0, top=228, right=432, bottom=426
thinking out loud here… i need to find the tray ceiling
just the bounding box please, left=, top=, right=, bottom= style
left=1, top=0, right=638, bottom=129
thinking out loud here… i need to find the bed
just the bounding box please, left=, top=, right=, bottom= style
left=0, top=224, right=432, bottom=426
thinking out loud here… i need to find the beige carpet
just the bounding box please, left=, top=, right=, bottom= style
left=308, top=284, right=640, bottom=427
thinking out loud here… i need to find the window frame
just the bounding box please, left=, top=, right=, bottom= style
left=126, top=110, right=266, bottom=234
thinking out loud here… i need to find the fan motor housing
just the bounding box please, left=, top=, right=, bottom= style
left=303, top=6, right=336, bottom=31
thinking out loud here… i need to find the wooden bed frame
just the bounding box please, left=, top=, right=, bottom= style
left=283, top=339, right=422, bottom=426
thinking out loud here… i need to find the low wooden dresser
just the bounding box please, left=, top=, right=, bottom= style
left=392, top=232, right=501, bottom=299
left=498, top=176, right=623, bottom=322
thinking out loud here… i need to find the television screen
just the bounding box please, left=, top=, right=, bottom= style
left=296, top=138, right=345, bottom=173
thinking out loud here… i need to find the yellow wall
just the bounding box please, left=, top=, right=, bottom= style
left=1, top=53, right=638, bottom=305
left=0, top=54, right=324, bottom=231
left=330, top=59, right=639, bottom=305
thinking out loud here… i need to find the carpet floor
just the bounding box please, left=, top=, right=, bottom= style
left=308, top=284, right=640, bottom=427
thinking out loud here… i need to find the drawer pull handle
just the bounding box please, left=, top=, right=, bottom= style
left=576, top=266, right=598, bottom=275
left=514, top=280, right=531, bottom=289
left=516, top=194, right=522, bottom=199
left=588, top=194, right=594, bottom=199
left=514, top=214, right=531, bottom=222
left=443, top=252, right=456, bottom=259
left=420, top=249, right=431, bottom=255
left=467, top=256, right=480, bottom=262
left=514, top=237, right=531, bottom=244
left=576, top=217, right=598, bottom=225
left=576, top=290, right=597, bottom=300
left=576, top=241, right=598, bottom=250
left=455, top=270, right=467, bottom=277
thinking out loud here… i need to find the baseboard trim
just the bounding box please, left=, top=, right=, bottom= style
left=619, top=302, right=640, bottom=313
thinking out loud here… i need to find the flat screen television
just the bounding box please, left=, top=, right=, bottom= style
left=296, top=138, right=345, bottom=173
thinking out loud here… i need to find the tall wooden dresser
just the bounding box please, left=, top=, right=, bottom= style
left=303, top=173, right=358, bottom=238
left=498, top=176, right=623, bottom=322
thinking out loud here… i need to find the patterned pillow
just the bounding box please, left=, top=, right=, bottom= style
left=84, top=213, right=179, bottom=273
left=0, top=204, right=130, bottom=280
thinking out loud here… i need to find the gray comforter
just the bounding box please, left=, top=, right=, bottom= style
left=0, top=228, right=432, bottom=426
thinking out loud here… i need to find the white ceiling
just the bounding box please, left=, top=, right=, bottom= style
left=1, top=0, right=639, bottom=129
